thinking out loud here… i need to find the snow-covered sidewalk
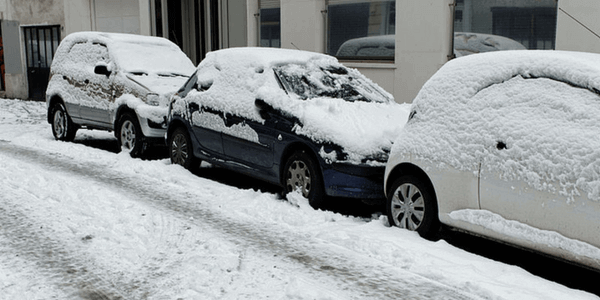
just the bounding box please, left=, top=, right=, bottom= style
left=0, top=98, right=597, bottom=299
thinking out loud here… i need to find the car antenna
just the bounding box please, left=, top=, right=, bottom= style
left=290, top=42, right=300, bottom=50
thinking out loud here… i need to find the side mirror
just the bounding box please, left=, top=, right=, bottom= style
left=94, top=63, right=112, bottom=77
left=255, top=99, right=273, bottom=120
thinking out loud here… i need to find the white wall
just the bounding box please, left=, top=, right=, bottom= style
left=63, top=0, right=92, bottom=35
left=93, top=0, right=140, bottom=34
left=246, top=0, right=259, bottom=47
left=280, top=0, right=326, bottom=52
left=394, top=0, right=453, bottom=103
left=556, top=0, right=600, bottom=53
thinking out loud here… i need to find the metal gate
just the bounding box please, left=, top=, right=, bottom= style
left=23, top=25, right=60, bottom=101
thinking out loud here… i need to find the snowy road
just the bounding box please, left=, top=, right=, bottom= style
left=0, top=141, right=480, bottom=299
left=0, top=99, right=598, bottom=299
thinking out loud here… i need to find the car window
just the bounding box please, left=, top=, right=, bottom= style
left=68, top=42, right=109, bottom=73
left=176, top=70, right=199, bottom=98
left=274, top=64, right=391, bottom=103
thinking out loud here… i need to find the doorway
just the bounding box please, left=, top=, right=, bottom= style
left=23, top=25, right=60, bottom=101
left=154, top=0, right=221, bottom=65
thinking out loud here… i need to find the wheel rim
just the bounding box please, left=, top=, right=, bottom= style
left=286, top=160, right=311, bottom=198
left=171, top=133, right=189, bottom=166
left=53, top=109, right=66, bottom=138
left=390, top=183, right=425, bottom=230
left=120, top=120, right=136, bottom=150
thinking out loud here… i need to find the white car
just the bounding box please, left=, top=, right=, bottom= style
left=46, top=31, right=195, bottom=156
left=385, top=50, right=600, bottom=270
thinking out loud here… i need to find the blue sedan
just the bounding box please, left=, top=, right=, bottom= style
left=167, top=48, right=407, bottom=208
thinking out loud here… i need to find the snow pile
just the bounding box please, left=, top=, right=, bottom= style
left=392, top=50, right=600, bottom=201
left=450, top=209, right=600, bottom=260
left=178, top=47, right=409, bottom=162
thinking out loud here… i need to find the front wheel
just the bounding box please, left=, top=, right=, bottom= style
left=386, top=175, right=440, bottom=240
left=117, top=113, right=144, bottom=157
left=283, top=150, right=325, bottom=209
left=169, top=127, right=201, bottom=173
left=50, top=102, right=77, bottom=141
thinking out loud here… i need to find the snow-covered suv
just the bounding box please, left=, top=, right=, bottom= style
left=46, top=31, right=195, bottom=156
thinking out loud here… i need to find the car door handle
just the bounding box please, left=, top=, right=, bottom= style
left=188, top=103, right=200, bottom=113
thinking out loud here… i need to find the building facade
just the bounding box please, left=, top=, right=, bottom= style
left=0, top=0, right=599, bottom=102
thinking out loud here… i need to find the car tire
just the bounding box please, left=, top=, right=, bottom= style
left=117, top=112, right=144, bottom=157
left=283, top=150, right=325, bottom=209
left=169, top=126, right=201, bottom=173
left=386, top=175, right=440, bottom=240
left=50, top=102, right=77, bottom=141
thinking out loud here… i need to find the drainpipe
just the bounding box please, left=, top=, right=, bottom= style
left=448, top=0, right=456, bottom=61
left=89, top=0, right=97, bottom=31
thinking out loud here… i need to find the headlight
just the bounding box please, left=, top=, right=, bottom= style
left=147, top=93, right=161, bottom=106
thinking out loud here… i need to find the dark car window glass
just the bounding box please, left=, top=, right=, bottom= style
left=177, top=70, right=198, bottom=98
left=274, top=64, right=389, bottom=103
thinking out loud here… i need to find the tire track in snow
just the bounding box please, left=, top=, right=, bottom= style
left=0, top=141, right=484, bottom=300
left=0, top=192, right=129, bottom=300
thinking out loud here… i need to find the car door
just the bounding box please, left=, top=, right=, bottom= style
left=221, top=112, right=276, bottom=169
left=188, top=103, right=225, bottom=156
left=66, top=42, right=113, bottom=126
left=478, top=76, right=600, bottom=248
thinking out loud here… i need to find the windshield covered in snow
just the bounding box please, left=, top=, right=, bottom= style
left=111, top=42, right=195, bottom=78
left=274, top=64, right=392, bottom=103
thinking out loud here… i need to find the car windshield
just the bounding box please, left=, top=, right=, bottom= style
left=274, top=64, right=391, bottom=103
left=111, top=42, right=195, bottom=77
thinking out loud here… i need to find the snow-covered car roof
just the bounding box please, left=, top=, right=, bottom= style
left=335, top=33, right=526, bottom=58
left=394, top=50, right=600, bottom=201
left=51, top=31, right=196, bottom=78
left=199, top=47, right=339, bottom=70
left=181, top=47, right=409, bottom=162
left=336, top=35, right=395, bottom=58
left=453, top=32, right=526, bottom=56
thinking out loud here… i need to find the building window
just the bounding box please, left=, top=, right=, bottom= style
left=491, top=7, right=557, bottom=50
left=327, top=0, right=395, bottom=61
left=260, top=0, right=280, bottom=48
left=453, top=0, right=557, bottom=56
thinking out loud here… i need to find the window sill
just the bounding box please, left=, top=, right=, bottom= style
left=338, top=61, right=397, bottom=69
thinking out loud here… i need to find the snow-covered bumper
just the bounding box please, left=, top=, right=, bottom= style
left=322, top=162, right=386, bottom=200
left=139, top=115, right=167, bottom=139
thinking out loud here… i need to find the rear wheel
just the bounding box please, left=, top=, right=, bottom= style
left=117, top=113, right=144, bottom=157
left=283, top=150, right=325, bottom=209
left=386, top=175, right=440, bottom=240
left=169, top=127, right=201, bottom=172
left=50, top=102, right=77, bottom=141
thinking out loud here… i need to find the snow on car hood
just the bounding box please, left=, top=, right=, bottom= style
left=392, top=50, right=600, bottom=201
left=182, top=47, right=410, bottom=163
left=127, top=73, right=190, bottom=97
